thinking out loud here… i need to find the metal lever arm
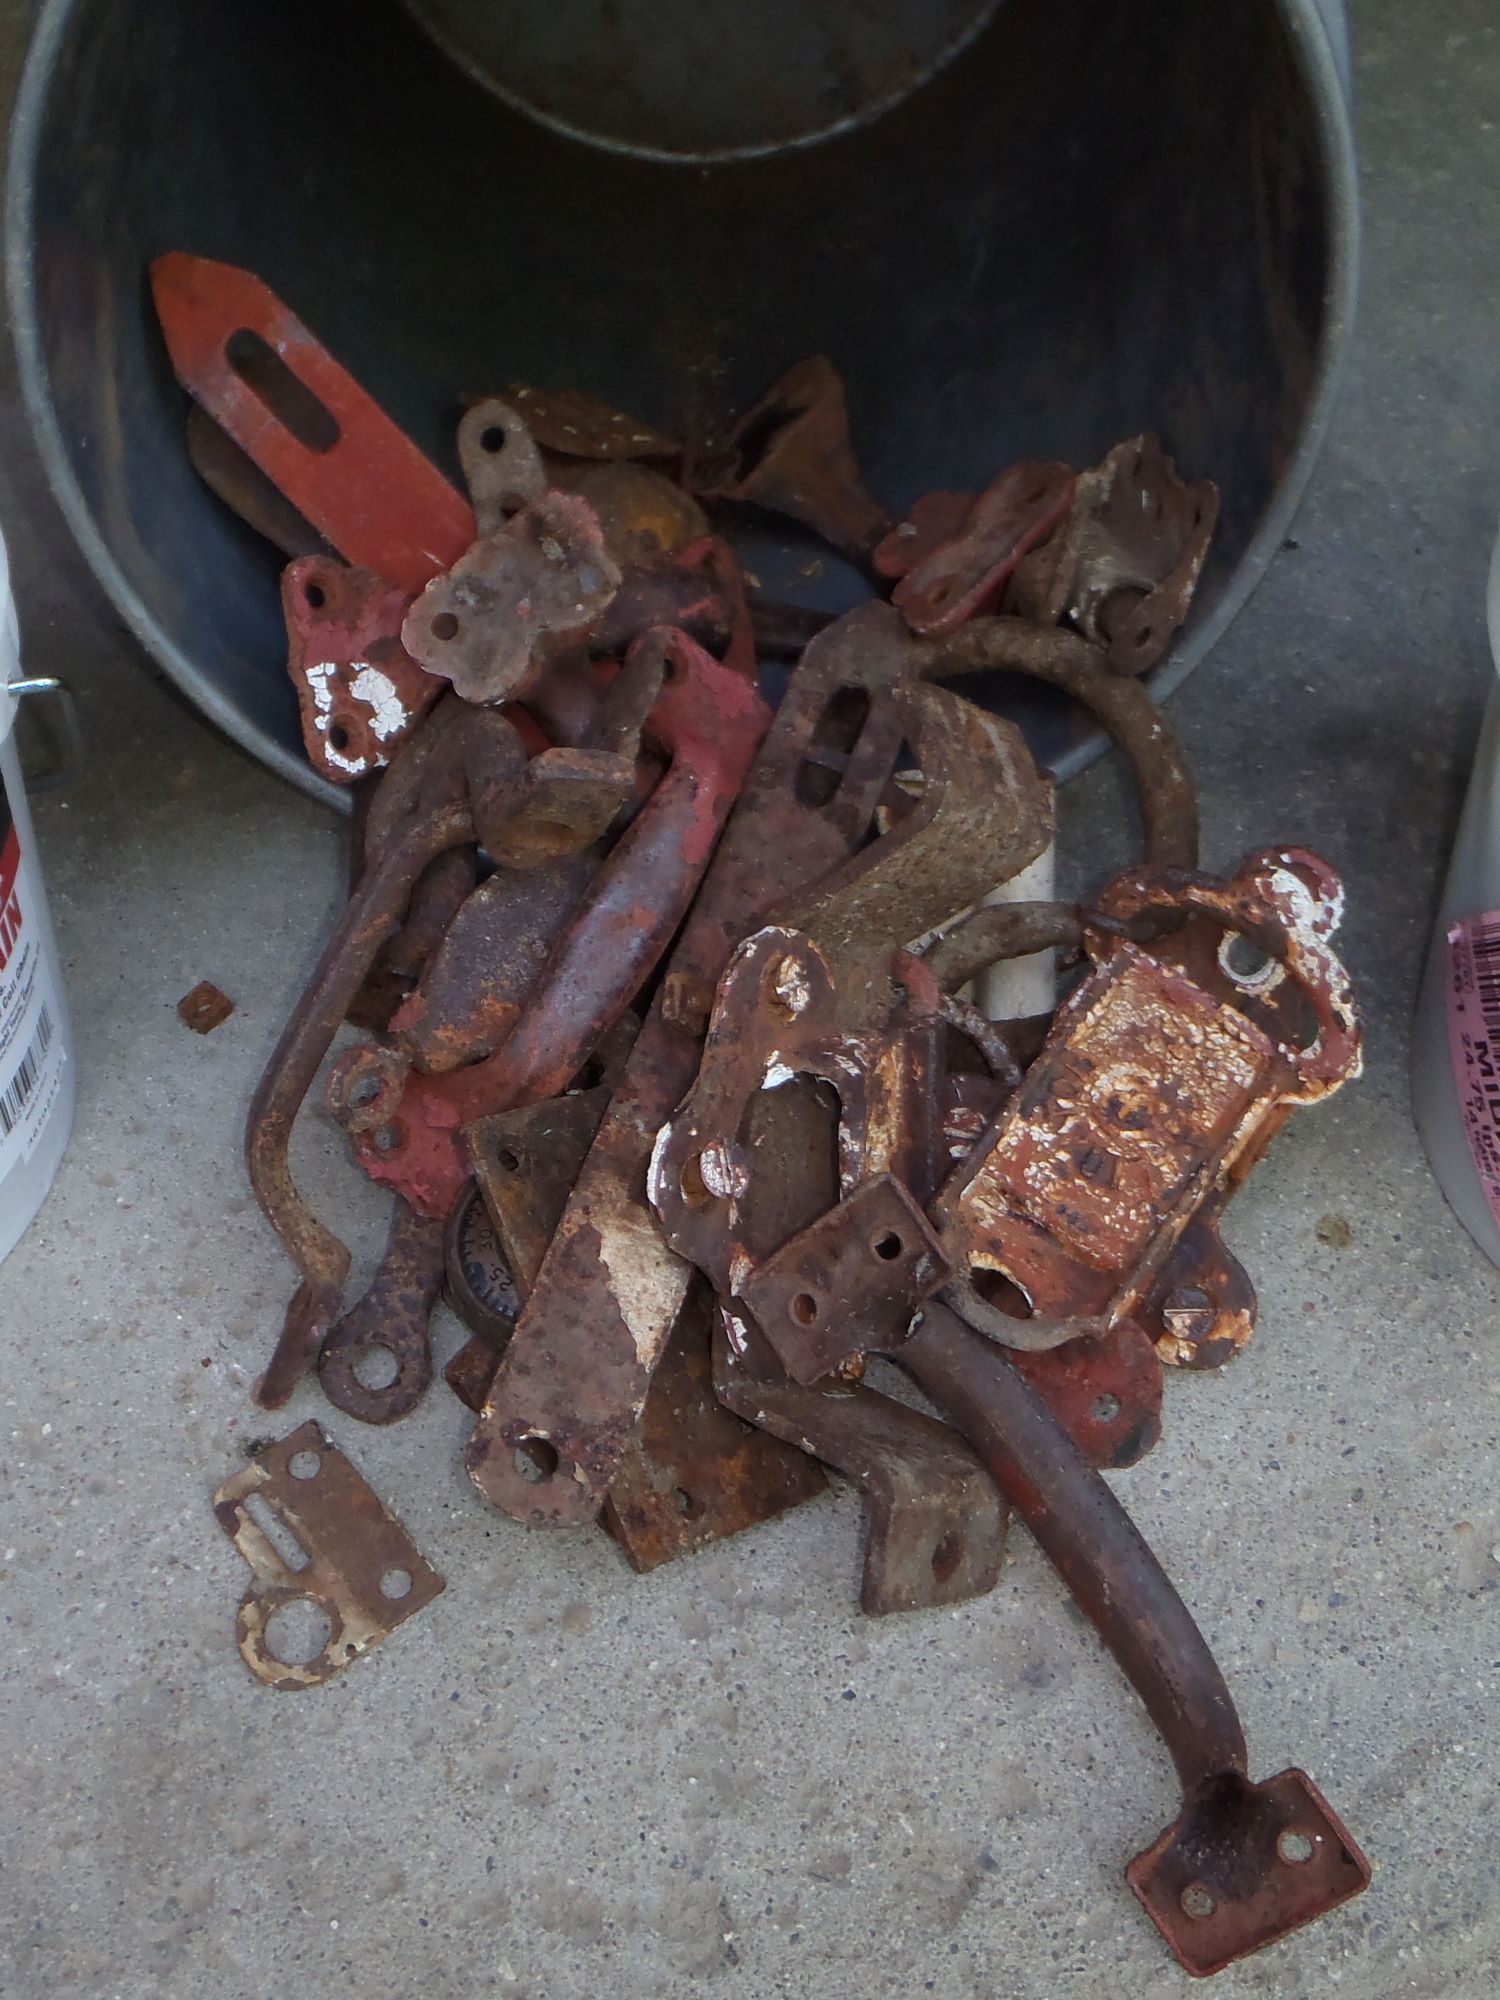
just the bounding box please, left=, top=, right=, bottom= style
left=902, top=1300, right=1244, bottom=1793
left=900, top=1301, right=1370, bottom=1975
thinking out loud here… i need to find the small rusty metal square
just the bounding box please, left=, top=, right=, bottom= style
left=737, top=1174, right=952, bottom=1385
left=177, top=981, right=235, bottom=1034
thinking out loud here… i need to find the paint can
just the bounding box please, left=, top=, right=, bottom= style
left=0, top=525, right=75, bottom=1263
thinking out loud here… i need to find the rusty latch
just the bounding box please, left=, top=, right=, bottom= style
left=934, top=849, right=1362, bottom=1356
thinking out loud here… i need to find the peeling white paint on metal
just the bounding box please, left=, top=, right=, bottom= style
left=771, top=953, right=811, bottom=1017
left=592, top=1203, right=688, bottom=1368
left=645, top=1122, right=674, bottom=1211
left=303, top=660, right=367, bottom=775
left=699, top=1142, right=748, bottom=1200
left=348, top=664, right=410, bottom=742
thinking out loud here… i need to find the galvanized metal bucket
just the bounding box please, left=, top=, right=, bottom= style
left=6, top=0, right=1356, bottom=805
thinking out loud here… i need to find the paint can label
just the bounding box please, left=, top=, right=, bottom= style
left=0, top=759, right=66, bottom=1178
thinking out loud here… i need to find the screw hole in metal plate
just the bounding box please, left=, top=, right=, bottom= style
left=515, top=1434, right=560, bottom=1481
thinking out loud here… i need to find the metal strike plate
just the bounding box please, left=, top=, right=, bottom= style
left=737, top=1174, right=952, bottom=1385
left=937, top=852, right=1362, bottom=1344
left=937, top=940, right=1278, bottom=1325
left=1126, top=1768, right=1372, bottom=1977
left=213, top=1422, right=443, bottom=1689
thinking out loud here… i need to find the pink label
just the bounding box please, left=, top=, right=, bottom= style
left=1445, top=912, right=1500, bottom=1228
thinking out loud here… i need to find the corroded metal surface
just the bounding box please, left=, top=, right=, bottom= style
left=177, top=269, right=1368, bottom=1974
left=402, top=490, right=621, bottom=705
left=600, top=1284, right=828, bottom=1573
left=177, top=980, right=235, bottom=1034
left=922, top=898, right=1085, bottom=995
left=246, top=705, right=527, bottom=1406
left=212, top=1422, right=444, bottom=1690
left=900, top=1303, right=1370, bottom=1975
left=1127, top=1768, right=1372, bottom=1978
left=347, top=846, right=478, bottom=1035
left=1005, top=1319, right=1163, bottom=1470
left=676, top=1010, right=1008, bottom=1615
left=390, top=853, right=597, bottom=1074
left=317, top=1198, right=448, bottom=1424
left=871, top=489, right=976, bottom=580
left=555, top=463, right=709, bottom=573
left=461, top=1082, right=826, bottom=1565
left=939, top=947, right=1277, bottom=1327
left=487, top=747, right=636, bottom=866
left=443, top=1182, right=523, bottom=1366
left=1008, top=434, right=1219, bottom=676
left=778, top=673, right=1051, bottom=1019
left=918, top=618, right=1200, bottom=872
left=462, top=606, right=920, bottom=1523
left=886, top=459, right=1075, bottom=637
left=736, top=1173, right=951, bottom=1385
left=932, top=850, right=1359, bottom=1357
left=1138, top=1206, right=1258, bottom=1371
left=659, top=920, right=1368, bottom=1965
left=281, top=555, right=441, bottom=782
left=457, top=398, right=547, bottom=534
left=504, top=383, right=680, bottom=461
left=715, top=1307, right=1005, bottom=1616
left=467, top=1087, right=614, bottom=1287
left=341, top=631, right=770, bottom=1220
left=695, top=356, right=891, bottom=565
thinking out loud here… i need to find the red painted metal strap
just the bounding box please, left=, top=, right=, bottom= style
left=151, top=253, right=475, bottom=592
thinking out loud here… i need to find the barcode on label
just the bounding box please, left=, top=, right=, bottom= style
left=1473, top=918, right=1500, bottom=1030
left=0, top=1005, right=54, bottom=1138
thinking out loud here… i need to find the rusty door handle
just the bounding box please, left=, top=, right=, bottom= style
left=247, top=706, right=528, bottom=1406
left=899, top=1302, right=1370, bottom=1976
left=336, top=628, right=772, bottom=1222
left=904, top=1302, right=1244, bottom=1787
left=246, top=793, right=475, bottom=1408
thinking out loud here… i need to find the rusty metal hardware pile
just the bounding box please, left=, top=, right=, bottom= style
left=160, top=255, right=1370, bottom=1976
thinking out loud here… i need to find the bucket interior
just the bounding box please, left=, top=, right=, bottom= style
left=12, top=0, right=1341, bottom=793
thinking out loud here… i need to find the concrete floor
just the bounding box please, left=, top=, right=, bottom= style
left=2, top=4, right=1499, bottom=1996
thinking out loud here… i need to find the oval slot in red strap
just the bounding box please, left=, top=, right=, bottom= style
left=151, top=253, right=475, bottom=593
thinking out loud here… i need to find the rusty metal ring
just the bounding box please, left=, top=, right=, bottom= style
left=915, top=618, right=1199, bottom=871
left=938, top=1272, right=1103, bottom=1355
left=934, top=989, right=1024, bottom=1092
